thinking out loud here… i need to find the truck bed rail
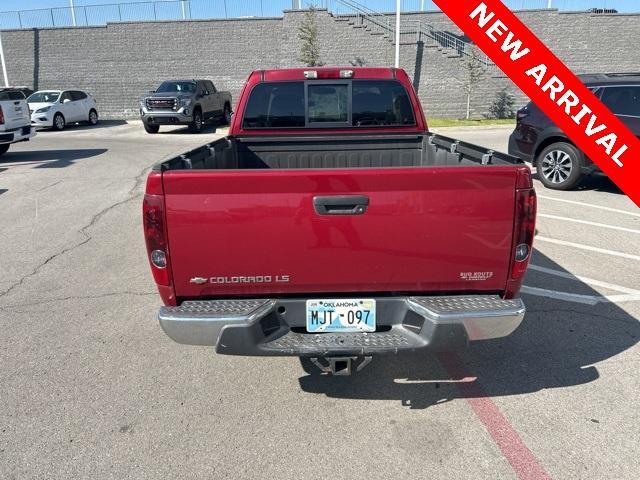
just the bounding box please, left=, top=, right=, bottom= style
left=154, top=133, right=524, bottom=172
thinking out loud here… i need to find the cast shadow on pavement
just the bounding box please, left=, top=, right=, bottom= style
left=0, top=149, right=108, bottom=169
left=53, top=119, right=128, bottom=132
left=157, top=122, right=226, bottom=135
left=298, top=250, right=639, bottom=409
left=532, top=171, right=624, bottom=195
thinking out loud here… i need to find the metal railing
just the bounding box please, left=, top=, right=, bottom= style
left=329, top=0, right=500, bottom=72
left=410, top=21, right=500, bottom=73
left=0, top=0, right=634, bottom=29
left=319, top=0, right=634, bottom=12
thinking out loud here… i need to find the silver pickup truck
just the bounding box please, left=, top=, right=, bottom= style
left=139, top=80, right=232, bottom=134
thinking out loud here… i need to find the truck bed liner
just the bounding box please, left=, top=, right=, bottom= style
left=155, top=133, right=523, bottom=171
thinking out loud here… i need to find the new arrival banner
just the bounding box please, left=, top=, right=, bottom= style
left=432, top=0, right=640, bottom=207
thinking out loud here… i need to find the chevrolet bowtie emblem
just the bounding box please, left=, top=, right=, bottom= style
left=190, top=277, right=208, bottom=285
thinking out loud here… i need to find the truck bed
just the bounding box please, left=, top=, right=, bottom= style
left=155, top=133, right=523, bottom=172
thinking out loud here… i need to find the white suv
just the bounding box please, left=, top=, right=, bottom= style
left=28, top=90, right=99, bottom=130
left=0, top=88, right=37, bottom=157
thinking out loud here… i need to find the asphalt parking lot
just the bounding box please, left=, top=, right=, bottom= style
left=1, top=123, right=638, bottom=479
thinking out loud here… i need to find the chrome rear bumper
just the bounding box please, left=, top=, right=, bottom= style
left=158, top=295, right=525, bottom=355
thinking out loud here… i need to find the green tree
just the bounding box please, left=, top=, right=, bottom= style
left=349, top=57, right=367, bottom=67
left=298, top=7, right=324, bottom=67
left=461, top=46, right=487, bottom=120
left=489, top=87, right=516, bottom=119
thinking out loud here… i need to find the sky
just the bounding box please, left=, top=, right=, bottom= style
left=0, top=0, right=637, bottom=15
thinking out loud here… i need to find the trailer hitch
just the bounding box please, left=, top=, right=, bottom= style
left=310, top=356, right=372, bottom=376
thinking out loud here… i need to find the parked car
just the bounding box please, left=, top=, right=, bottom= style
left=0, top=88, right=36, bottom=157
left=27, top=90, right=99, bottom=130
left=143, top=67, right=537, bottom=376
left=139, top=79, right=232, bottom=134
left=509, top=72, right=640, bottom=190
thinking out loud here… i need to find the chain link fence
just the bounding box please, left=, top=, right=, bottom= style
left=0, top=0, right=635, bottom=30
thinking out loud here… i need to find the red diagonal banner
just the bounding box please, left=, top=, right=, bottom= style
left=432, top=0, right=640, bottom=207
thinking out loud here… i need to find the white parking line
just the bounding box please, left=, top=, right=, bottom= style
left=528, top=264, right=640, bottom=294
left=535, top=236, right=640, bottom=261
left=521, top=286, right=640, bottom=305
left=521, top=286, right=600, bottom=305
left=524, top=264, right=640, bottom=305
left=604, top=293, right=640, bottom=303
left=538, top=214, right=640, bottom=235
left=537, top=195, right=640, bottom=218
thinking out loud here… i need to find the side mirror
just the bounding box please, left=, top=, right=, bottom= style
left=148, top=90, right=156, bottom=94
left=62, top=98, right=71, bottom=103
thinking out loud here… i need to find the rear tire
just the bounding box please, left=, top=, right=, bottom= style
left=144, top=123, right=160, bottom=134
left=88, top=109, right=99, bottom=126
left=188, top=108, right=203, bottom=133
left=536, top=142, right=584, bottom=190
left=0, top=143, right=10, bottom=157
left=53, top=113, right=66, bottom=131
left=221, top=103, right=231, bottom=125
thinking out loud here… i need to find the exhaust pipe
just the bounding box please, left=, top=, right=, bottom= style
left=310, top=356, right=372, bottom=376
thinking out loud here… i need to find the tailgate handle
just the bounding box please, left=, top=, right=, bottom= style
left=313, top=195, right=369, bottom=215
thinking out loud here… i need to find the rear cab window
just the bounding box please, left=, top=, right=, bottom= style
left=243, top=82, right=305, bottom=128
left=204, top=81, right=216, bottom=93
left=0, top=90, right=26, bottom=101
left=242, top=80, right=415, bottom=129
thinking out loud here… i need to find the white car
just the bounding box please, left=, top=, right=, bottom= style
left=0, top=88, right=36, bottom=157
left=27, top=90, right=99, bottom=130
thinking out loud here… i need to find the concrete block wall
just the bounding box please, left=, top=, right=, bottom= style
left=2, top=9, right=639, bottom=119
left=2, top=17, right=283, bottom=118
left=279, top=10, right=516, bottom=118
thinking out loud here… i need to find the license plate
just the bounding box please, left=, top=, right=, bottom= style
left=306, top=299, right=376, bottom=333
left=14, top=106, right=22, bottom=113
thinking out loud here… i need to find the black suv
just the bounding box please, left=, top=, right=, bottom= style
left=508, top=73, right=640, bottom=190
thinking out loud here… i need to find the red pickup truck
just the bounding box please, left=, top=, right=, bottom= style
left=143, top=67, right=536, bottom=375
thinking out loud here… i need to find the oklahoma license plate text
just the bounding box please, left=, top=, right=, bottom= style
left=306, top=299, right=376, bottom=333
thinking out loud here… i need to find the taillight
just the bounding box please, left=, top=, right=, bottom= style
left=516, top=107, right=529, bottom=126
left=511, top=188, right=536, bottom=279
left=143, top=173, right=170, bottom=286
left=0, top=106, right=4, bottom=125
left=505, top=168, right=537, bottom=298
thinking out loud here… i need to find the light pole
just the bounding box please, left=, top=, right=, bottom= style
left=394, top=0, right=400, bottom=68
left=547, top=0, right=553, bottom=8
left=181, top=1, right=187, bottom=20
left=70, top=0, right=77, bottom=27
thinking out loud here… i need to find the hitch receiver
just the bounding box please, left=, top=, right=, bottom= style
left=311, top=356, right=372, bottom=376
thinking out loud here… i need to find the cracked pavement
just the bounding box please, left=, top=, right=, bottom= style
left=1, top=124, right=639, bottom=479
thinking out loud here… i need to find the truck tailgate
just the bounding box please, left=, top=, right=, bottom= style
left=163, top=166, right=517, bottom=297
